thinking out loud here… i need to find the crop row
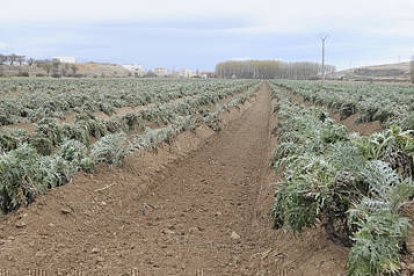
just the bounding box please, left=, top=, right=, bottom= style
left=0, top=78, right=253, bottom=125
left=272, top=80, right=414, bottom=130
left=0, top=80, right=260, bottom=214
left=269, top=83, right=414, bottom=275
left=0, top=80, right=258, bottom=155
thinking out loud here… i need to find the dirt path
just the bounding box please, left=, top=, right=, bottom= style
left=0, top=83, right=347, bottom=275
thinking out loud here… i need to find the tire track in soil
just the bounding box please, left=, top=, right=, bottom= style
left=0, top=83, right=347, bottom=275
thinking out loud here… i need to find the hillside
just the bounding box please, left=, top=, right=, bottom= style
left=0, top=62, right=131, bottom=78
left=75, top=63, right=131, bottom=77
left=336, top=61, right=411, bottom=81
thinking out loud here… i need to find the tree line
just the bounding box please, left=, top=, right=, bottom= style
left=215, top=60, right=336, bottom=79
left=35, top=59, right=78, bottom=77
left=411, top=56, right=414, bottom=84
left=0, top=54, right=28, bottom=66
left=0, top=54, right=79, bottom=77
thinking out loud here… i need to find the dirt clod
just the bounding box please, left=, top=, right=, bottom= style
left=60, top=208, right=72, bottom=214
left=15, top=221, right=26, bottom=228
left=231, top=231, right=241, bottom=240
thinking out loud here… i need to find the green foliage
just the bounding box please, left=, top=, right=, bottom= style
left=58, top=139, right=88, bottom=165
left=0, top=143, right=83, bottom=213
left=92, top=133, right=130, bottom=166
left=203, top=108, right=222, bottom=132
left=61, top=123, right=90, bottom=146
left=37, top=155, right=76, bottom=189
left=80, top=157, right=95, bottom=173
left=29, top=136, right=54, bottom=155
left=0, top=114, right=14, bottom=126
left=75, top=114, right=108, bottom=139
left=347, top=171, right=414, bottom=275
left=347, top=162, right=414, bottom=275
left=272, top=79, right=414, bottom=127
left=34, top=119, right=64, bottom=146
left=0, top=144, right=40, bottom=212
left=348, top=204, right=410, bottom=275
left=273, top=153, right=335, bottom=232
left=134, top=127, right=177, bottom=151
left=121, top=113, right=144, bottom=131
left=0, top=128, right=29, bottom=152
left=99, top=102, right=115, bottom=116
left=270, top=88, right=414, bottom=276
left=172, top=115, right=197, bottom=132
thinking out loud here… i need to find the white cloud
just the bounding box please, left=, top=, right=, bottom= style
left=0, top=0, right=413, bottom=35
left=0, top=0, right=413, bottom=68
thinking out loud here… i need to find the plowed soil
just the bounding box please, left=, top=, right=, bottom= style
left=0, top=84, right=347, bottom=275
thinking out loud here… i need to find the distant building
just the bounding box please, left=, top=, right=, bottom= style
left=177, top=69, right=195, bottom=78
left=199, top=71, right=215, bottom=79
left=52, top=57, right=76, bottom=64
left=199, top=73, right=208, bottom=79
left=122, top=64, right=146, bottom=77
left=153, top=67, right=170, bottom=77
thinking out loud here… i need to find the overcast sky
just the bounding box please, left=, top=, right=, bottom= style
left=0, top=0, right=413, bottom=70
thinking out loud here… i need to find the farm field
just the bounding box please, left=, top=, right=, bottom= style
left=274, top=80, right=414, bottom=130
left=1, top=79, right=414, bottom=275
left=0, top=78, right=259, bottom=213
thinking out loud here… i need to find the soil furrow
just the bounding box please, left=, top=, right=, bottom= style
left=0, top=83, right=348, bottom=275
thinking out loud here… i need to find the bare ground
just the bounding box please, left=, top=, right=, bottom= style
left=0, top=84, right=347, bottom=275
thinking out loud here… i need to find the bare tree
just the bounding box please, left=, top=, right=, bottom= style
left=0, top=54, right=6, bottom=65
left=8, top=54, right=17, bottom=65
left=44, top=63, right=52, bottom=75
left=61, top=63, right=73, bottom=76
left=35, top=59, right=53, bottom=75
left=27, top=58, right=35, bottom=66
left=52, top=59, right=60, bottom=73
left=215, top=60, right=335, bottom=80
left=320, top=35, right=328, bottom=80
left=16, top=55, right=25, bottom=66
left=70, top=64, right=78, bottom=76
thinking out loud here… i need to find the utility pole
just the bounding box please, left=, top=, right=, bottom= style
left=320, top=35, right=328, bottom=80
